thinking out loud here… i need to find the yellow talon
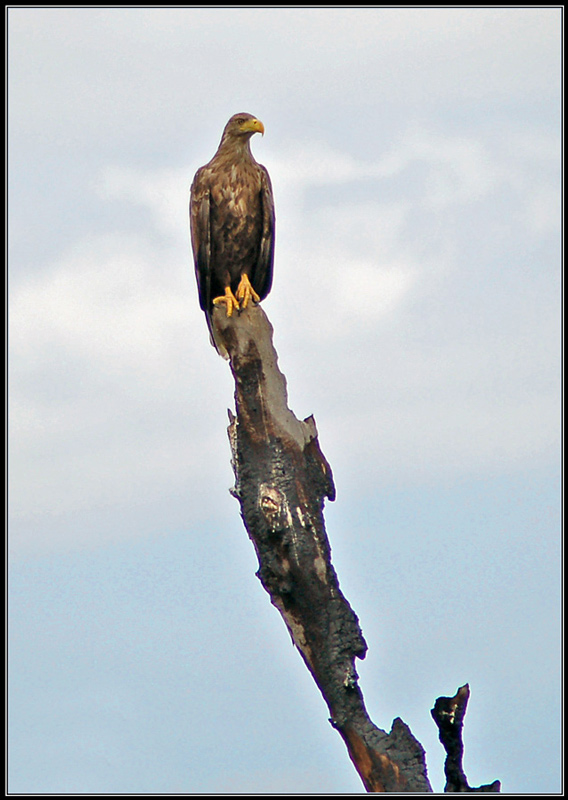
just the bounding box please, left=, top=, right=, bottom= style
left=235, top=273, right=260, bottom=309
left=213, top=286, right=240, bottom=317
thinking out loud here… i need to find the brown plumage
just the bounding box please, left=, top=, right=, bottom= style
left=190, top=112, right=275, bottom=352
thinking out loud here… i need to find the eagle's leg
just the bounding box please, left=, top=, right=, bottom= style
left=213, top=286, right=240, bottom=317
left=236, top=273, right=260, bottom=309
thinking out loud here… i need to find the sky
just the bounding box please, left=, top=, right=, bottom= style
left=7, top=6, right=562, bottom=795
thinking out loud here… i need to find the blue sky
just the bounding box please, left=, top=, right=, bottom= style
left=8, top=7, right=561, bottom=794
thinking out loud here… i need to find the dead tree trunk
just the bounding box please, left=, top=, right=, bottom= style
left=210, top=303, right=500, bottom=794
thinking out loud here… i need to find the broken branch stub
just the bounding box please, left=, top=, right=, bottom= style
left=431, top=684, right=501, bottom=793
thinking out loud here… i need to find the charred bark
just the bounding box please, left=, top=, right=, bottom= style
left=210, top=303, right=498, bottom=793
left=431, top=685, right=501, bottom=793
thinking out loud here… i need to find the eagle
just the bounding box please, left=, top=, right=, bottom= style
left=190, top=112, right=275, bottom=352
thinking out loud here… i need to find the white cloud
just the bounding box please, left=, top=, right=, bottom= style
left=8, top=228, right=233, bottom=526
left=8, top=7, right=560, bottom=153
left=95, top=167, right=191, bottom=242
left=331, top=259, right=418, bottom=321
left=326, top=326, right=560, bottom=486
left=10, top=234, right=189, bottom=374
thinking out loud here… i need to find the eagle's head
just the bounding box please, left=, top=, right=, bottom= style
left=221, top=113, right=265, bottom=145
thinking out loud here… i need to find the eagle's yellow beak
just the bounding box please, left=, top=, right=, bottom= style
left=242, top=118, right=265, bottom=136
